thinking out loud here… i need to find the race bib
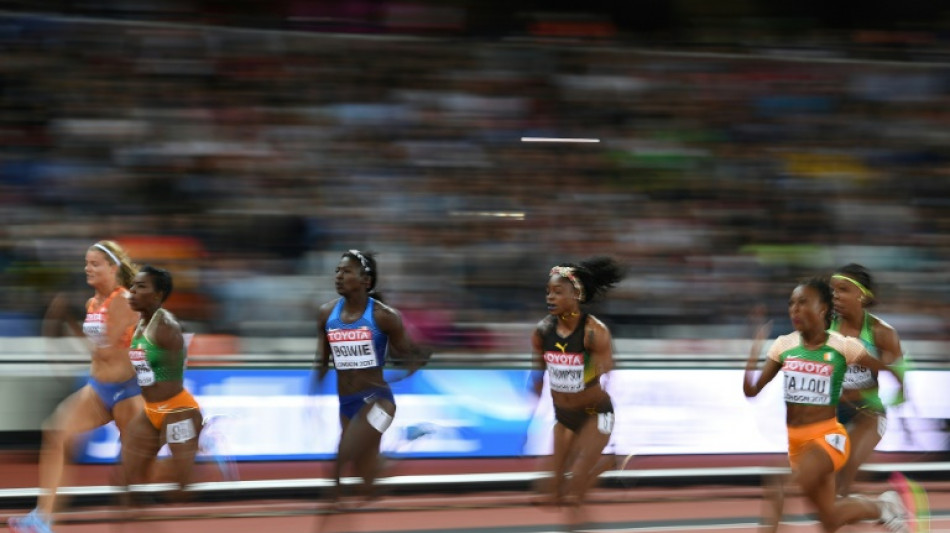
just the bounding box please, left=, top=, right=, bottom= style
left=366, top=403, right=393, bottom=433
left=328, top=328, right=379, bottom=370
left=782, top=359, right=832, bottom=405
left=544, top=351, right=585, bottom=393
left=842, top=364, right=875, bottom=389
left=83, top=314, right=107, bottom=346
left=129, top=348, right=155, bottom=386
left=597, top=412, right=614, bottom=435
left=167, top=419, right=196, bottom=443
left=825, top=432, right=847, bottom=453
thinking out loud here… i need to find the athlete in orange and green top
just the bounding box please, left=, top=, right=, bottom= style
left=121, top=265, right=202, bottom=501
left=830, top=264, right=905, bottom=497
left=744, top=277, right=909, bottom=533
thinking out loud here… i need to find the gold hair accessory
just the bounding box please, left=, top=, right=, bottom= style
left=550, top=266, right=584, bottom=301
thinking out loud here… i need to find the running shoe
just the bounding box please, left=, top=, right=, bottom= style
left=890, top=472, right=931, bottom=533
left=879, top=490, right=909, bottom=533
left=8, top=509, right=53, bottom=533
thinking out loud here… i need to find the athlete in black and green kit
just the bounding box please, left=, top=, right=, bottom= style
left=830, top=264, right=905, bottom=497
left=529, top=256, right=624, bottom=531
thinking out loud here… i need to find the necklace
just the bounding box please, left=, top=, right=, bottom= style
left=559, top=311, right=579, bottom=320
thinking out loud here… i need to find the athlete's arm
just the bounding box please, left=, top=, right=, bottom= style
left=376, top=303, right=431, bottom=375
left=873, top=318, right=904, bottom=366
left=98, top=291, right=138, bottom=359
left=529, top=324, right=546, bottom=397
left=841, top=335, right=904, bottom=397
left=314, top=302, right=333, bottom=382
left=584, top=316, right=614, bottom=380
left=153, top=313, right=185, bottom=369
left=854, top=349, right=904, bottom=398
left=743, top=321, right=778, bottom=397
left=874, top=321, right=905, bottom=403
left=43, top=293, right=85, bottom=339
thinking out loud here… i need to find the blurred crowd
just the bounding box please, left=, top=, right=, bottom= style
left=1, top=9, right=949, bottom=346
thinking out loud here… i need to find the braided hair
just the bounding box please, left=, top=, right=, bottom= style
left=551, top=256, right=625, bottom=304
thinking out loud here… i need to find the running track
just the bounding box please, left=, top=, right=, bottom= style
left=2, top=453, right=948, bottom=533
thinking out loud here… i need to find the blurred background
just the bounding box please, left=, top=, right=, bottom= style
left=1, top=0, right=949, bottom=347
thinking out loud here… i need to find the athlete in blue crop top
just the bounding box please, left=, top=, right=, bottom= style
left=315, top=250, right=431, bottom=505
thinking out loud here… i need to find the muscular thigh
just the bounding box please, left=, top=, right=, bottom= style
left=124, top=412, right=162, bottom=462
left=575, top=413, right=612, bottom=453
left=51, top=386, right=112, bottom=435
left=849, top=410, right=885, bottom=442
left=112, top=395, right=146, bottom=434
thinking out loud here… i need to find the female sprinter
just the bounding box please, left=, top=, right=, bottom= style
left=315, top=250, right=430, bottom=504
left=10, top=241, right=140, bottom=533
left=744, top=277, right=915, bottom=533
left=121, top=265, right=203, bottom=501
left=830, top=264, right=905, bottom=497
left=529, top=256, right=624, bottom=527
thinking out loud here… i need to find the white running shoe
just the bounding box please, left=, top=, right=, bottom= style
left=879, top=490, right=910, bottom=533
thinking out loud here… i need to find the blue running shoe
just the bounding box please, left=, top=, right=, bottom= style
left=8, top=509, right=53, bottom=533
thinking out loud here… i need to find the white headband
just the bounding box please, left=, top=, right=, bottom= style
left=348, top=249, right=371, bottom=273
left=93, top=243, right=120, bottom=266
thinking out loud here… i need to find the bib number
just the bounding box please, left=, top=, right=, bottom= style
left=167, top=419, right=197, bottom=444
left=366, top=403, right=393, bottom=433
left=597, top=412, right=614, bottom=435
left=129, top=349, right=155, bottom=386
left=825, top=432, right=847, bottom=454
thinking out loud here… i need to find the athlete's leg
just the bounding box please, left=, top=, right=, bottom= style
left=760, top=472, right=791, bottom=533
left=164, top=408, right=203, bottom=501
left=565, top=416, right=611, bottom=506
left=798, top=444, right=883, bottom=533
left=540, top=423, right=574, bottom=506
left=836, top=411, right=883, bottom=497
left=563, top=416, right=611, bottom=532
left=795, top=444, right=839, bottom=533
left=111, top=394, right=146, bottom=438
left=118, top=411, right=161, bottom=509
left=37, top=385, right=114, bottom=517
left=351, top=399, right=394, bottom=500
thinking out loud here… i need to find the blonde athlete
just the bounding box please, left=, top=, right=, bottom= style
left=10, top=241, right=140, bottom=533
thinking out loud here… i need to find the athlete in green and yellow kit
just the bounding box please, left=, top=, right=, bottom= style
left=830, top=264, right=905, bottom=497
